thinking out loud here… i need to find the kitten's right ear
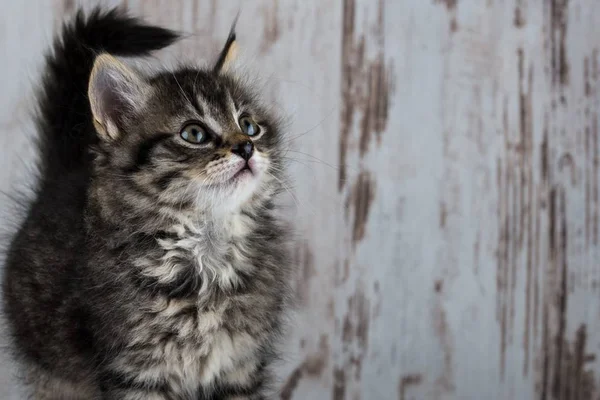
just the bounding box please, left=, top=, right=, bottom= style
left=88, top=54, right=149, bottom=141
left=213, top=13, right=239, bottom=73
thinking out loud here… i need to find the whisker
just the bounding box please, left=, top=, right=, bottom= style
left=265, top=171, right=315, bottom=217
left=283, top=151, right=347, bottom=173
left=280, top=157, right=314, bottom=170
left=273, top=157, right=352, bottom=184
left=171, top=70, right=192, bottom=105
left=282, top=106, right=336, bottom=144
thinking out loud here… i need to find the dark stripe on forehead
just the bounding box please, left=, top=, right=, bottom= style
left=197, top=82, right=232, bottom=114
left=191, top=92, right=204, bottom=116
left=167, top=70, right=205, bottom=115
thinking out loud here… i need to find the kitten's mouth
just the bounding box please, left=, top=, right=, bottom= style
left=231, top=164, right=253, bottom=180
left=206, top=164, right=254, bottom=188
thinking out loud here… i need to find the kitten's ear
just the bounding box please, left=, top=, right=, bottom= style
left=213, top=14, right=239, bottom=73
left=88, top=54, right=149, bottom=141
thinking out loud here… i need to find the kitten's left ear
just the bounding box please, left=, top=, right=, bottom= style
left=88, top=53, right=150, bottom=141
left=213, top=14, right=239, bottom=73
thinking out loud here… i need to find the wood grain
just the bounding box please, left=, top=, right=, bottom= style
left=1, top=1, right=600, bottom=399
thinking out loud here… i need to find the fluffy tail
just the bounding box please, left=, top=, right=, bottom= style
left=36, top=7, right=179, bottom=178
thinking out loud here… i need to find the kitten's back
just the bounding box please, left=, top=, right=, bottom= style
left=2, top=7, right=179, bottom=390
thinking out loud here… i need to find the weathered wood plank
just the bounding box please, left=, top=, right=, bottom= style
left=1, top=1, right=600, bottom=399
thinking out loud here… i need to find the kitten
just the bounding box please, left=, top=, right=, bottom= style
left=3, top=7, right=291, bottom=400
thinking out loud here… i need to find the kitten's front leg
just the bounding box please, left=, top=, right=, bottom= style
left=214, top=359, right=270, bottom=400
left=214, top=392, right=266, bottom=400
left=99, top=370, right=172, bottom=400
left=208, top=384, right=267, bottom=400
left=102, top=388, right=169, bottom=400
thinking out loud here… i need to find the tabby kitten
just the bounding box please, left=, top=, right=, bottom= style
left=3, top=7, right=291, bottom=400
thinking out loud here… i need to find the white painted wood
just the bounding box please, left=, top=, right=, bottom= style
left=1, top=1, right=600, bottom=399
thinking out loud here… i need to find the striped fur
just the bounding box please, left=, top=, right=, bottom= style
left=3, top=7, right=291, bottom=400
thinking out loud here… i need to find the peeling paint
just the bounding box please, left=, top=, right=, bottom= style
left=398, top=374, right=423, bottom=400
left=62, top=0, right=74, bottom=13
left=373, top=281, right=382, bottom=319
left=293, top=242, right=315, bottom=305
left=584, top=92, right=599, bottom=247
left=540, top=325, right=597, bottom=399
left=332, top=368, right=346, bottom=400
left=536, top=186, right=593, bottom=399
left=327, top=297, right=335, bottom=319
left=549, top=0, right=570, bottom=87
left=584, top=57, right=592, bottom=97
left=339, top=0, right=357, bottom=190
left=496, top=46, right=538, bottom=379
left=337, top=286, right=371, bottom=393
left=280, top=367, right=303, bottom=400
left=439, top=201, right=447, bottom=228
left=537, top=186, right=583, bottom=399
left=342, top=289, right=370, bottom=352
left=339, top=0, right=393, bottom=190
left=432, top=295, right=454, bottom=396
left=514, top=0, right=526, bottom=27
left=280, top=334, right=329, bottom=400
left=434, top=0, right=458, bottom=31
left=14, top=1, right=600, bottom=399
left=259, top=0, right=280, bottom=54
left=346, top=171, right=376, bottom=246
left=434, top=0, right=457, bottom=11
left=359, top=54, right=391, bottom=157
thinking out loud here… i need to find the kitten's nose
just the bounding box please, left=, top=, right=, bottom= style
left=231, top=140, right=254, bottom=161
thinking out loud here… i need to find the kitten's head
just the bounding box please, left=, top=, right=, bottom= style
left=87, top=28, right=284, bottom=218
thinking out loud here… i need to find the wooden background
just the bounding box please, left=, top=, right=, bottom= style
left=1, top=0, right=600, bottom=399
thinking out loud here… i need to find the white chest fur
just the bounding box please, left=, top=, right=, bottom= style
left=127, top=213, right=261, bottom=392
left=138, top=213, right=255, bottom=292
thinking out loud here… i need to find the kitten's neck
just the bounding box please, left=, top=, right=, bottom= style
left=169, top=209, right=255, bottom=241
left=88, top=185, right=269, bottom=242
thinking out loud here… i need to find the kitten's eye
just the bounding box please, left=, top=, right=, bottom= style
left=180, top=123, right=208, bottom=144
left=239, top=116, right=260, bottom=137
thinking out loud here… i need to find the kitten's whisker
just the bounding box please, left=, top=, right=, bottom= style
left=282, top=106, right=336, bottom=144
left=280, top=157, right=314, bottom=171
left=285, top=150, right=338, bottom=166
left=171, top=70, right=192, bottom=105
left=265, top=171, right=315, bottom=217
left=282, top=152, right=345, bottom=173
left=277, top=160, right=354, bottom=186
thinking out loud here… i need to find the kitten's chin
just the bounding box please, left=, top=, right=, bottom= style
left=229, top=173, right=262, bottom=206
left=204, top=171, right=263, bottom=213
